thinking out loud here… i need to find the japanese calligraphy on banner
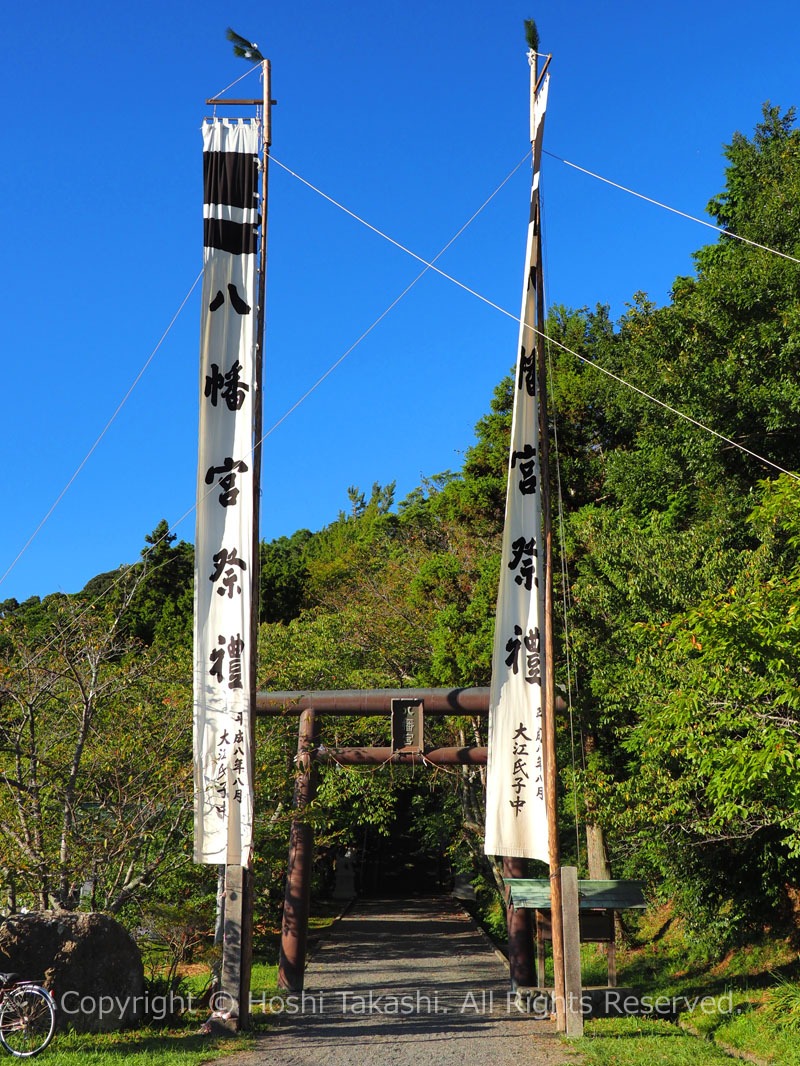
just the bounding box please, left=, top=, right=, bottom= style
left=484, top=73, right=550, bottom=862
left=193, top=119, right=259, bottom=865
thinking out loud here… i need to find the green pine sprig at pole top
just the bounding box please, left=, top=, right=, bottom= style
left=226, top=27, right=265, bottom=63
left=524, top=18, right=540, bottom=53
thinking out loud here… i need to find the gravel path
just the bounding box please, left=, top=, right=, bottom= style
left=214, top=897, right=579, bottom=1066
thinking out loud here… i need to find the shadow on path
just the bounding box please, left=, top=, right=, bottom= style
left=216, top=896, right=575, bottom=1066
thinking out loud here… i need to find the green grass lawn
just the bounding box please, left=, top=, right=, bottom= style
left=680, top=986, right=800, bottom=1065
left=551, top=906, right=800, bottom=1065
left=27, top=1023, right=252, bottom=1066
left=570, top=1016, right=732, bottom=1064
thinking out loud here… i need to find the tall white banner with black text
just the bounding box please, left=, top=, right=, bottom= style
left=484, top=73, right=550, bottom=862
left=193, top=119, right=259, bottom=865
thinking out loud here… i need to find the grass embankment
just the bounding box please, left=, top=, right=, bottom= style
left=569, top=905, right=800, bottom=1065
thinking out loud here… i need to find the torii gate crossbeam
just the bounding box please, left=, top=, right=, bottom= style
left=257, top=688, right=540, bottom=993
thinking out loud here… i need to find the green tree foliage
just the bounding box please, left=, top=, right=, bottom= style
left=590, top=477, right=800, bottom=940
left=555, top=105, right=800, bottom=939
left=259, top=529, right=312, bottom=624
left=0, top=584, right=191, bottom=913
left=123, top=521, right=194, bottom=646
left=252, top=458, right=511, bottom=914
left=79, top=521, right=195, bottom=647
left=593, top=108, right=800, bottom=515
left=705, top=103, right=800, bottom=251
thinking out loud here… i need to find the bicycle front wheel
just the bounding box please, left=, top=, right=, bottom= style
left=0, top=986, right=56, bottom=1057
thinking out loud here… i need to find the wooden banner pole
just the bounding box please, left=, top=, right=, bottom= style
left=238, top=56, right=273, bottom=1030
left=530, top=44, right=566, bottom=1031
left=223, top=57, right=272, bottom=1032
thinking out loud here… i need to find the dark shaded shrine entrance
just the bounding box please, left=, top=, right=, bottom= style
left=358, top=781, right=449, bottom=896
left=254, top=687, right=534, bottom=993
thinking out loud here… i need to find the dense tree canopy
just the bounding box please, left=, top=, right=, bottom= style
left=0, top=572, right=191, bottom=913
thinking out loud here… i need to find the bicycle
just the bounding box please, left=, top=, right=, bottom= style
left=0, top=975, right=56, bottom=1057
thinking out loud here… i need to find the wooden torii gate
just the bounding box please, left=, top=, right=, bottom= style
left=255, top=687, right=547, bottom=992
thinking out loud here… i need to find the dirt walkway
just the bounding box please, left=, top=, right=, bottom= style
left=214, top=897, right=579, bottom=1066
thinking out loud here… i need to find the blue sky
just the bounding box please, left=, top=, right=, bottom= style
left=1, top=0, right=798, bottom=603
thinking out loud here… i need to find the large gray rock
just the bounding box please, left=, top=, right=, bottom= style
left=0, top=912, right=144, bottom=1031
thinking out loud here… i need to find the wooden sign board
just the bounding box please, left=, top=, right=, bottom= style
left=536, top=909, right=614, bottom=943
left=391, top=699, right=424, bottom=753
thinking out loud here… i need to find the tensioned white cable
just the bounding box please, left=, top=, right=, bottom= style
left=111, top=150, right=535, bottom=566
left=0, top=271, right=204, bottom=592
left=7, top=154, right=532, bottom=670
left=273, top=157, right=800, bottom=482
left=543, top=149, right=800, bottom=266
left=208, top=64, right=260, bottom=103
left=260, top=149, right=531, bottom=444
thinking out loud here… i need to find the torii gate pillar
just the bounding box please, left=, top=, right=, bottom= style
left=503, top=856, right=535, bottom=989
left=278, top=707, right=319, bottom=990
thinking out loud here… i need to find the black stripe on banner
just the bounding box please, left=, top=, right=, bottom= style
left=204, top=218, right=258, bottom=255
left=203, top=151, right=259, bottom=210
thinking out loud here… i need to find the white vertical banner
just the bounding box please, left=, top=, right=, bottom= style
left=193, top=119, right=260, bottom=865
left=485, top=72, right=550, bottom=862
